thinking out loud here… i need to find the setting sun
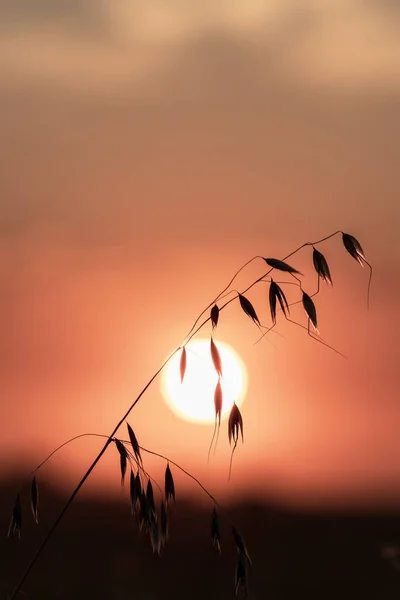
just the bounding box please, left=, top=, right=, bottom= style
left=161, top=338, right=247, bottom=423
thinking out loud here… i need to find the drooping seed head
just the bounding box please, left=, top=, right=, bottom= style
left=146, top=480, right=155, bottom=518
left=160, top=500, right=168, bottom=549
left=211, top=304, right=220, bottom=329
left=214, top=380, right=223, bottom=425
left=165, top=463, right=175, bottom=504
left=228, top=403, right=244, bottom=445
left=30, top=476, right=39, bottom=525
left=7, top=494, right=22, bottom=540
left=126, top=423, right=142, bottom=465
left=210, top=336, right=223, bottom=378
left=312, top=247, right=333, bottom=285
left=238, top=293, right=260, bottom=326
left=342, top=232, right=365, bottom=266
left=233, top=527, right=252, bottom=565
left=114, top=439, right=128, bottom=485
left=235, top=552, right=248, bottom=597
left=269, top=279, right=290, bottom=324
left=264, top=257, right=302, bottom=275
left=302, top=292, right=318, bottom=331
left=180, top=347, right=187, bottom=383
left=211, top=506, right=221, bottom=554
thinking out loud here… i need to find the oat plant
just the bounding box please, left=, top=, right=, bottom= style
left=6, top=230, right=372, bottom=599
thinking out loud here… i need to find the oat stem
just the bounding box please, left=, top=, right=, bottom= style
left=9, top=229, right=358, bottom=599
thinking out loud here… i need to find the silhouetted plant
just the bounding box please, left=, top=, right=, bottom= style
left=6, top=230, right=372, bottom=599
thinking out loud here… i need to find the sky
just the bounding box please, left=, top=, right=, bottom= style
left=0, top=0, right=400, bottom=509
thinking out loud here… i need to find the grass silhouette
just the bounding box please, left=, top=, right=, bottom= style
left=6, top=230, right=372, bottom=599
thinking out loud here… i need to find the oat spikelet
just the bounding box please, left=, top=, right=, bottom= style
left=115, top=439, right=128, bottom=485
left=7, top=494, right=22, bottom=540
left=126, top=422, right=142, bottom=465
left=150, top=515, right=160, bottom=555
left=312, top=248, right=332, bottom=285
left=30, top=476, right=39, bottom=525
left=302, top=292, right=318, bottom=332
left=238, top=294, right=260, bottom=326
left=135, top=473, right=142, bottom=503
left=139, top=490, right=149, bottom=531
left=264, top=257, right=302, bottom=274
left=210, top=336, right=223, bottom=378
left=130, top=469, right=138, bottom=514
left=235, top=552, right=248, bottom=598
left=233, top=527, right=252, bottom=566
left=211, top=304, right=219, bottom=329
left=269, top=279, right=290, bottom=324
left=228, top=404, right=244, bottom=479
left=165, top=463, right=175, bottom=504
left=179, top=347, right=187, bottom=383
left=228, top=403, right=243, bottom=445
left=214, top=379, right=223, bottom=426
left=146, top=480, right=156, bottom=519
left=208, top=379, right=223, bottom=460
left=342, top=232, right=372, bottom=308
left=342, top=232, right=365, bottom=266
left=211, top=506, right=221, bottom=554
left=160, top=500, right=168, bottom=549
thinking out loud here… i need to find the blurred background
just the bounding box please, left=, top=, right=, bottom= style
left=0, top=0, right=399, bottom=597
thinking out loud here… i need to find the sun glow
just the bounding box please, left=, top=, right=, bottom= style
left=161, top=338, right=247, bottom=423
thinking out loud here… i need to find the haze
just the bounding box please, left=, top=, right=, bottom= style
left=0, top=0, right=399, bottom=508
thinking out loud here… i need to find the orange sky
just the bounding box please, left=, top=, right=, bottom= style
left=0, top=0, right=399, bottom=509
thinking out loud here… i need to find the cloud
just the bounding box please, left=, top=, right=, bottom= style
left=0, top=0, right=399, bottom=96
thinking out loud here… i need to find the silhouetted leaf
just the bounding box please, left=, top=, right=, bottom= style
left=7, top=495, right=22, bottom=540
left=214, top=380, right=223, bottom=426
left=302, top=292, right=318, bottom=331
left=312, top=248, right=332, bottom=285
left=211, top=304, right=219, bottom=329
left=126, top=422, right=142, bottom=465
left=228, top=404, right=244, bottom=445
left=179, top=347, right=187, bottom=383
left=210, top=337, right=223, bottom=378
left=165, top=463, right=175, bottom=503
left=269, top=280, right=290, bottom=324
left=238, top=294, right=260, bottom=326
left=30, top=476, right=39, bottom=524
left=115, top=439, right=128, bottom=485
left=342, top=232, right=365, bottom=266
left=264, top=257, right=302, bottom=274
left=211, top=506, right=221, bottom=554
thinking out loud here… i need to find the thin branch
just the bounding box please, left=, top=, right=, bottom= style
left=182, top=256, right=264, bottom=342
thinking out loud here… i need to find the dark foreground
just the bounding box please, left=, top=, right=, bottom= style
left=1, top=480, right=400, bottom=599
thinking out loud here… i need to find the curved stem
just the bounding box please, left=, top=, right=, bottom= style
left=182, top=256, right=263, bottom=343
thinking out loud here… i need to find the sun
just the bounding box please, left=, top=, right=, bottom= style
left=161, top=338, right=247, bottom=423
